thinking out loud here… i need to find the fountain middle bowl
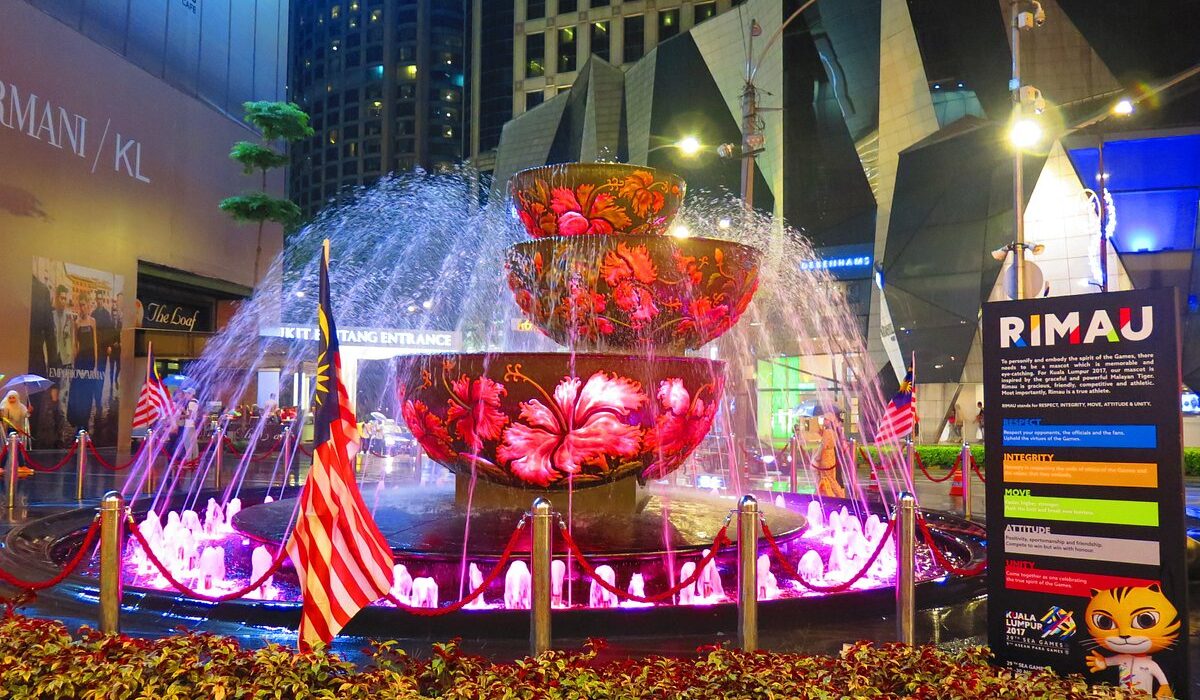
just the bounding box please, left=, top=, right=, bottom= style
left=398, top=352, right=725, bottom=489
left=506, top=235, right=761, bottom=353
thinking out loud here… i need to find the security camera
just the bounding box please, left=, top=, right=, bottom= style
left=745, top=133, right=766, bottom=151
left=716, top=143, right=737, bottom=159
left=1032, top=1, right=1046, bottom=26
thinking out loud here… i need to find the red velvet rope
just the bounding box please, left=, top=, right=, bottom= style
left=558, top=522, right=731, bottom=604
left=0, top=518, right=100, bottom=591
left=221, top=436, right=281, bottom=462
left=297, top=444, right=313, bottom=457
left=16, top=442, right=79, bottom=473
left=0, top=445, right=7, bottom=465
left=87, top=439, right=151, bottom=471
left=386, top=520, right=527, bottom=616
left=126, top=518, right=291, bottom=602
left=916, top=517, right=986, bottom=576
left=760, top=517, right=895, bottom=593
left=969, top=454, right=986, bottom=483
left=915, top=452, right=960, bottom=483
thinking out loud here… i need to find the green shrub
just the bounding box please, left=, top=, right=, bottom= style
left=0, top=616, right=1144, bottom=699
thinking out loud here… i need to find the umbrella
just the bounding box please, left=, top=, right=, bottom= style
left=163, top=374, right=191, bottom=390
left=1, top=374, right=53, bottom=396
left=793, top=400, right=820, bottom=417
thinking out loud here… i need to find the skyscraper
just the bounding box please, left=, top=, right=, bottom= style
left=289, top=0, right=466, bottom=218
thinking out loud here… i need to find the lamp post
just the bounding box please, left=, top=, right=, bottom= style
left=1008, top=0, right=1045, bottom=299
left=719, top=1, right=819, bottom=214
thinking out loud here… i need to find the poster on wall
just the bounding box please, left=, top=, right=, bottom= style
left=27, top=258, right=125, bottom=448
left=982, top=288, right=1189, bottom=698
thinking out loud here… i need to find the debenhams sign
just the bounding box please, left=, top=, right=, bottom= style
left=263, top=326, right=461, bottom=352
left=0, top=78, right=151, bottom=183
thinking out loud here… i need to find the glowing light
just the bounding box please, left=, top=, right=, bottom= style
left=1008, top=118, right=1042, bottom=149
left=294, top=291, right=306, bottom=298
left=676, top=136, right=702, bottom=156
left=1112, top=99, right=1134, bottom=116
left=422, top=300, right=433, bottom=310
left=670, top=224, right=691, bottom=239
left=717, top=217, right=732, bottom=230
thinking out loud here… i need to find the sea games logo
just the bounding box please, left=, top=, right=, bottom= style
left=999, top=306, right=1153, bottom=348
left=1005, top=608, right=1075, bottom=655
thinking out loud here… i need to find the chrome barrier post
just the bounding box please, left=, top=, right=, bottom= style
left=99, top=491, right=124, bottom=634
left=737, top=495, right=759, bottom=652
left=213, top=427, right=224, bottom=490
left=960, top=441, right=972, bottom=521
left=896, top=492, right=916, bottom=644
left=75, top=430, right=88, bottom=501
left=143, top=429, right=156, bottom=496
left=530, top=497, right=552, bottom=656
left=905, top=437, right=915, bottom=479
left=848, top=437, right=859, bottom=494
left=788, top=435, right=798, bottom=493
left=7, top=432, right=19, bottom=510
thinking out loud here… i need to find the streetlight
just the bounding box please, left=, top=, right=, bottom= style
left=1008, top=0, right=1046, bottom=299
left=1008, top=117, right=1043, bottom=150
left=718, top=1, right=820, bottom=215
left=648, top=135, right=706, bottom=156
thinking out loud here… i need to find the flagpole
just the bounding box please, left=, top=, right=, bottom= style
left=909, top=351, right=916, bottom=444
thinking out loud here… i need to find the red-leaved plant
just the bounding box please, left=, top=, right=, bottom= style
left=0, top=616, right=1147, bottom=699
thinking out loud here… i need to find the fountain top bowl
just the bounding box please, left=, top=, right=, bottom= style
left=509, top=163, right=687, bottom=239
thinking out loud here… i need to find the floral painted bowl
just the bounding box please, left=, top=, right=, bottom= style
left=509, top=163, right=686, bottom=238
left=398, top=353, right=725, bottom=489
left=505, top=235, right=760, bottom=353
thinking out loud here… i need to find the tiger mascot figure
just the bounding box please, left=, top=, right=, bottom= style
left=1084, top=584, right=1180, bottom=698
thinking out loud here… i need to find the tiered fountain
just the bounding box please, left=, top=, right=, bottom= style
left=7, top=163, right=986, bottom=644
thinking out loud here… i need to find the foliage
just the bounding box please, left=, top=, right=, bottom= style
left=241, top=100, right=316, bottom=142
left=861, top=445, right=1200, bottom=476
left=0, top=616, right=1145, bottom=699
left=228, top=142, right=291, bottom=175
left=220, top=192, right=303, bottom=229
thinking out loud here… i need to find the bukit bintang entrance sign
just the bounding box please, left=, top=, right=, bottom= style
left=982, top=288, right=1189, bottom=698
left=264, top=325, right=461, bottom=352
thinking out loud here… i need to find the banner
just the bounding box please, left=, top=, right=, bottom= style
left=983, top=288, right=1189, bottom=698
left=28, top=257, right=125, bottom=447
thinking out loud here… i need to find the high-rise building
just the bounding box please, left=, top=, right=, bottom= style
left=466, top=0, right=739, bottom=175
left=289, top=0, right=466, bottom=218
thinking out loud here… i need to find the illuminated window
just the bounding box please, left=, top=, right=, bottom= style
left=590, top=21, right=609, bottom=62
left=403, top=64, right=418, bottom=79
left=370, top=9, right=381, bottom=22
left=695, top=2, right=717, bottom=22
left=526, top=33, right=545, bottom=77
left=658, top=9, right=679, bottom=40
left=558, top=27, right=576, bottom=72
left=328, top=129, right=339, bottom=145
left=331, top=4, right=340, bottom=19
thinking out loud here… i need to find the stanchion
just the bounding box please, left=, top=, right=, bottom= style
left=737, top=495, right=758, bottom=652
left=143, top=429, right=156, bottom=496
left=788, top=435, right=798, bottom=493
left=959, top=442, right=972, bottom=521
left=99, top=491, right=124, bottom=634
left=75, top=430, right=88, bottom=501
left=213, top=428, right=224, bottom=490
left=905, top=438, right=915, bottom=480
left=530, top=497, right=552, bottom=656
left=6, top=432, right=19, bottom=510
left=848, top=437, right=859, bottom=494
left=896, top=492, right=916, bottom=644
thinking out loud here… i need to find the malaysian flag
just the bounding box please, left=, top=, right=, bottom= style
left=131, top=344, right=171, bottom=431
left=874, top=368, right=916, bottom=443
left=286, top=240, right=394, bottom=650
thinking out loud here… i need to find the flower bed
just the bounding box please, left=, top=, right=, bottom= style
left=0, top=616, right=1144, bottom=699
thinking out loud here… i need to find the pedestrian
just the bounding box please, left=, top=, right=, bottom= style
left=0, top=391, right=30, bottom=438
left=33, top=385, right=66, bottom=449
left=975, top=401, right=985, bottom=441
left=811, top=408, right=846, bottom=499
left=180, top=391, right=200, bottom=465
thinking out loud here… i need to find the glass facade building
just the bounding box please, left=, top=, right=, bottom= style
left=289, top=0, right=465, bottom=218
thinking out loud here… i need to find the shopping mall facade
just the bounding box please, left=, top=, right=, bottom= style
left=489, top=0, right=1200, bottom=446
left=0, top=0, right=288, bottom=446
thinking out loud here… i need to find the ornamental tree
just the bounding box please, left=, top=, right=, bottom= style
left=219, top=101, right=314, bottom=286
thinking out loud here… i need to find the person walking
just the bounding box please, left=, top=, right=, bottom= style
left=811, top=408, right=847, bottom=499
left=975, top=401, right=985, bottom=442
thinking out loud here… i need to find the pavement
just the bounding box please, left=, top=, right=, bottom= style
left=0, top=446, right=1195, bottom=696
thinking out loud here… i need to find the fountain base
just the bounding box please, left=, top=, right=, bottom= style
left=232, top=485, right=805, bottom=558
left=456, top=474, right=649, bottom=512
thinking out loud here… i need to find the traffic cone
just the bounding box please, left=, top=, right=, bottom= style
left=867, top=463, right=881, bottom=492
left=949, top=460, right=964, bottom=498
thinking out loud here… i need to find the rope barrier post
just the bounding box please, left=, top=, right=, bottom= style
left=99, top=491, right=124, bottom=634
left=143, top=429, right=156, bottom=496
left=788, top=434, right=798, bottom=493
left=848, top=437, right=859, bottom=494
left=75, top=430, right=88, bottom=501
left=905, top=437, right=915, bottom=481
left=737, top=494, right=758, bottom=652
left=530, top=497, right=552, bottom=656
left=960, top=441, right=972, bottom=521
left=6, top=432, right=19, bottom=511
left=213, top=428, right=224, bottom=490
left=896, top=492, right=916, bottom=645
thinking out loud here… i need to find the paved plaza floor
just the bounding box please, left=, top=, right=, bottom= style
left=0, top=447, right=1195, bottom=696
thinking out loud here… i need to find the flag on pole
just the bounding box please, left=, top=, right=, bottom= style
left=286, top=240, right=394, bottom=651
left=132, top=343, right=171, bottom=431
left=874, top=368, right=916, bottom=443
